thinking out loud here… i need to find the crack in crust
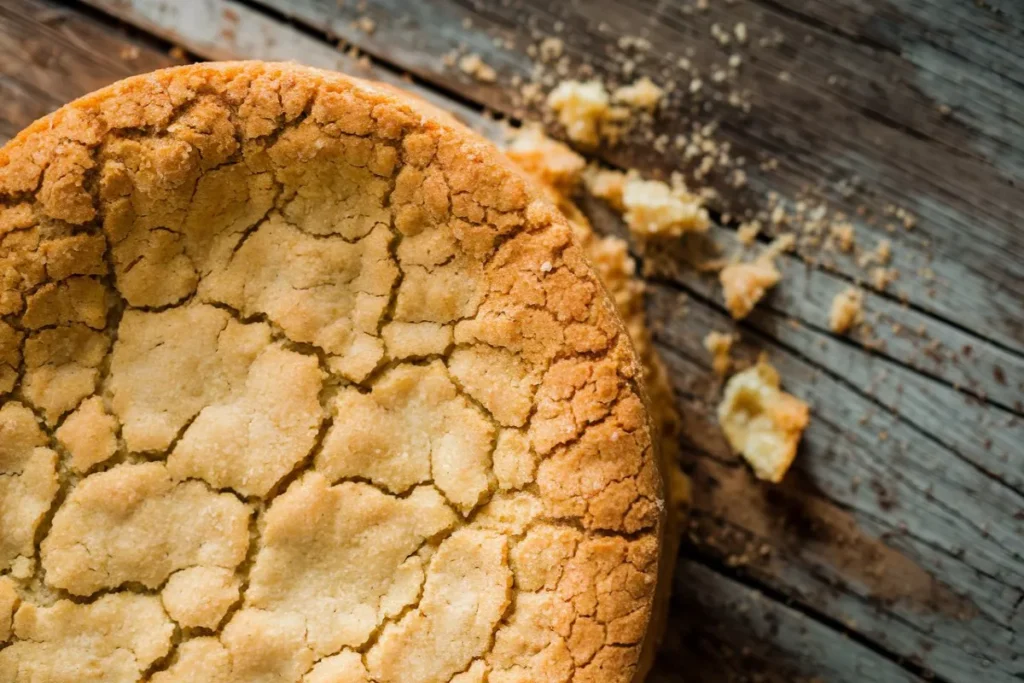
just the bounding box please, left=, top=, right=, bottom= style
left=0, top=62, right=663, bottom=683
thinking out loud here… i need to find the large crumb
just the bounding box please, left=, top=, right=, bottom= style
left=704, top=331, right=736, bottom=376
left=829, top=287, right=863, bottom=334
left=622, top=173, right=710, bottom=238
left=718, top=358, right=810, bottom=483
left=718, top=235, right=793, bottom=319
left=585, top=168, right=708, bottom=239
left=546, top=79, right=611, bottom=146
left=719, top=259, right=780, bottom=319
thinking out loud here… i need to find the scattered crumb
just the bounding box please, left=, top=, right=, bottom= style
left=353, top=16, right=376, bottom=35
left=830, top=222, right=855, bottom=252
left=621, top=173, right=710, bottom=238
left=829, top=287, right=863, bottom=334
left=459, top=53, right=497, bottom=83
left=585, top=167, right=709, bottom=238
left=546, top=79, right=612, bottom=146
left=720, top=259, right=780, bottom=319
left=538, top=37, right=564, bottom=62
left=871, top=267, right=897, bottom=290
left=719, top=236, right=792, bottom=319
left=737, top=220, right=762, bottom=245
left=718, top=357, right=810, bottom=483
left=764, top=233, right=796, bottom=259
left=875, top=238, right=892, bottom=265
left=612, top=77, right=665, bottom=111
left=704, top=331, right=736, bottom=376
left=168, top=46, right=187, bottom=61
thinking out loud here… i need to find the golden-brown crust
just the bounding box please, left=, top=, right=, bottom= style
left=0, top=62, right=662, bottom=683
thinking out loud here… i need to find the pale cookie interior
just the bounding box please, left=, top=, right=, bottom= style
left=0, top=63, right=664, bottom=683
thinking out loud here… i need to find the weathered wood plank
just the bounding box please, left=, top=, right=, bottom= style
left=651, top=559, right=922, bottom=683
left=648, top=300, right=1022, bottom=681
left=248, top=0, right=1024, bottom=354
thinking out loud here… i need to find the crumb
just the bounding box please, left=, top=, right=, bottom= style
left=829, top=287, right=863, bottom=334
left=620, top=173, right=710, bottom=238
left=612, top=77, right=665, bottom=111
left=737, top=220, right=761, bottom=245
left=875, top=238, right=891, bottom=265
left=353, top=16, right=376, bottom=34
left=764, top=233, right=796, bottom=259
left=169, top=46, right=187, bottom=61
left=718, top=358, right=810, bottom=483
left=719, top=259, right=780, bottom=319
left=704, top=331, right=736, bottom=376
left=830, top=222, right=855, bottom=252
left=734, top=22, right=748, bottom=44
left=459, top=53, right=497, bottom=83
left=546, top=79, right=612, bottom=146
left=538, top=37, right=564, bottom=62
left=871, top=267, right=896, bottom=290
left=710, top=23, right=732, bottom=46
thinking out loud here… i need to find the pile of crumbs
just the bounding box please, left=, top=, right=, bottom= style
left=546, top=77, right=666, bottom=146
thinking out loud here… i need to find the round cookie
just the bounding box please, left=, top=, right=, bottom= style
left=0, top=62, right=664, bottom=683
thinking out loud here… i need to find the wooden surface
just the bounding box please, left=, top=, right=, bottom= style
left=1, top=0, right=1021, bottom=680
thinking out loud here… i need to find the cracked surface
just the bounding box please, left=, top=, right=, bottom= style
left=0, top=62, right=665, bottom=683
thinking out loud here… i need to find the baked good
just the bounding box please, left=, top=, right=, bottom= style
left=0, top=62, right=664, bottom=682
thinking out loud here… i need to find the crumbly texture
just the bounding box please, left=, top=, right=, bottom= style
left=0, top=63, right=662, bottom=683
left=830, top=286, right=863, bottom=334
left=717, top=358, right=810, bottom=483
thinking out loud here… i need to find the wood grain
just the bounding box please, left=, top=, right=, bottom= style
left=3, top=0, right=1022, bottom=681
